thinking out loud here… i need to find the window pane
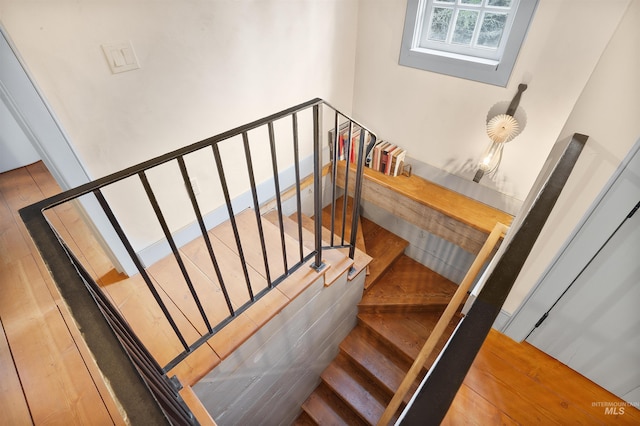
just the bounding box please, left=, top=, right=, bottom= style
left=488, top=0, right=511, bottom=7
left=426, top=7, right=453, bottom=42
left=434, top=0, right=455, bottom=3
left=477, top=12, right=507, bottom=48
left=452, top=10, right=479, bottom=45
left=460, top=0, right=482, bottom=5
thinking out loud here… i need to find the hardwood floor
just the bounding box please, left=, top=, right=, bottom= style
left=0, top=162, right=123, bottom=425
left=1, top=162, right=638, bottom=425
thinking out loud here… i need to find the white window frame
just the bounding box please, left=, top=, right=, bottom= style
left=400, top=0, right=539, bottom=86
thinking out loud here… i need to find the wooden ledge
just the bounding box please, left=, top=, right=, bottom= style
left=336, top=161, right=513, bottom=254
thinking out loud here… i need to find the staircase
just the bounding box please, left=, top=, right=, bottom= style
left=296, top=213, right=465, bottom=425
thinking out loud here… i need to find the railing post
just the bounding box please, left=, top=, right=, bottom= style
left=348, top=130, right=370, bottom=260
left=312, top=103, right=325, bottom=271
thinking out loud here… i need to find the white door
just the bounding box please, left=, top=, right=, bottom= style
left=526, top=201, right=640, bottom=402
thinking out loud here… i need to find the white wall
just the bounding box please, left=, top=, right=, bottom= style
left=351, top=0, right=629, bottom=202
left=1, top=0, right=637, bottom=294
left=503, top=0, right=640, bottom=314
left=0, top=0, right=359, bottom=252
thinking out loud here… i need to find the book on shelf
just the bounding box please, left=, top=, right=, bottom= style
left=363, top=139, right=408, bottom=177
left=380, top=143, right=396, bottom=175
left=328, top=122, right=370, bottom=165
left=329, top=126, right=408, bottom=177
left=385, top=145, right=402, bottom=175
left=372, top=140, right=386, bottom=171
left=391, top=148, right=406, bottom=177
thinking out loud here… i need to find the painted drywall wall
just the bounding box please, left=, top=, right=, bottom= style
left=351, top=0, right=629, bottom=202
left=0, top=0, right=359, bottom=252
left=502, top=0, right=640, bottom=315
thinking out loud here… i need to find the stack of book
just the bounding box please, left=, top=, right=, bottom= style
left=367, top=140, right=406, bottom=177
left=330, top=124, right=369, bottom=166
left=329, top=124, right=407, bottom=177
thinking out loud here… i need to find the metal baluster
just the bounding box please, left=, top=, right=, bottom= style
left=177, top=156, right=235, bottom=317
left=329, top=111, right=340, bottom=247
left=211, top=143, right=255, bottom=301
left=93, top=189, right=190, bottom=351
left=67, top=245, right=197, bottom=425
left=268, top=121, right=289, bottom=274
left=139, top=170, right=213, bottom=334
left=292, top=113, right=304, bottom=263
left=242, top=132, right=272, bottom=287
left=349, top=130, right=369, bottom=260
left=312, top=104, right=324, bottom=270
left=340, top=121, right=354, bottom=246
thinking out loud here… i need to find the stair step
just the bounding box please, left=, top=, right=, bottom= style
left=357, top=311, right=460, bottom=369
left=361, top=218, right=408, bottom=290
left=340, top=325, right=418, bottom=403
left=295, top=213, right=371, bottom=281
left=301, top=383, right=367, bottom=426
left=359, top=255, right=458, bottom=313
left=293, top=411, right=317, bottom=426
left=321, top=195, right=367, bottom=263
left=262, top=209, right=354, bottom=286
left=321, top=354, right=387, bottom=425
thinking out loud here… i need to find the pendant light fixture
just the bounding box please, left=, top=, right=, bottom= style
left=473, top=84, right=527, bottom=183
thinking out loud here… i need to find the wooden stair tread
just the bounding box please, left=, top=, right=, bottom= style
left=262, top=209, right=355, bottom=286
left=302, top=383, right=367, bottom=426
left=321, top=195, right=367, bottom=252
left=211, top=208, right=299, bottom=282
left=293, top=212, right=370, bottom=281
left=361, top=217, right=408, bottom=290
left=358, top=311, right=460, bottom=368
left=359, top=255, right=458, bottom=312
left=321, top=196, right=368, bottom=272
left=146, top=208, right=326, bottom=383
left=321, top=354, right=386, bottom=425
left=293, top=411, right=317, bottom=426
left=340, top=325, right=417, bottom=404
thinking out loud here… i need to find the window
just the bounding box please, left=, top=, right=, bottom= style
left=400, top=0, right=538, bottom=86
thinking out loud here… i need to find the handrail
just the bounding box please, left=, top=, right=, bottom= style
left=377, top=222, right=509, bottom=426
left=398, top=133, right=587, bottom=425
left=20, top=98, right=377, bottom=424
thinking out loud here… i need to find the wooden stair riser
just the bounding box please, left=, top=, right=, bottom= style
left=355, top=314, right=431, bottom=376
left=339, top=326, right=418, bottom=404
left=320, top=353, right=388, bottom=425
left=360, top=217, right=408, bottom=290
left=356, top=302, right=451, bottom=314
left=302, top=382, right=368, bottom=426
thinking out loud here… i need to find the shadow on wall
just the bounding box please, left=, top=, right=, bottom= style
left=442, top=157, right=511, bottom=195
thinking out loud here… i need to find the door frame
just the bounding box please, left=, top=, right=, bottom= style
left=504, top=137, right=640, bottom=341
left=0, top=25, right=135, bottom=275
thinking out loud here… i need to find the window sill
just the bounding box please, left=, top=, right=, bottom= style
left=411, top=47, right=500, bottom=68
left=399, top=45, right=505, bottom=85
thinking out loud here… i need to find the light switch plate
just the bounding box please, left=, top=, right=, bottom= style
left=102, top=41, right=140, bottom=74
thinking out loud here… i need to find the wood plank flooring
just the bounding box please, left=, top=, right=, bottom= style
left=444, top=329, right=640, bottom=425
left=2, top=162, right=638, bottom=425
left=0, top=162, right=123, bottom=425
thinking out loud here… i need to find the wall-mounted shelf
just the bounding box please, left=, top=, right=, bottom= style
left=335, top=161, right=513, bottom=254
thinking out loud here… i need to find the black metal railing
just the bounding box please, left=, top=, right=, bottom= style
left=397, top=133, right=587, bottom=425
left=20, top=98, right=376, bottom=424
